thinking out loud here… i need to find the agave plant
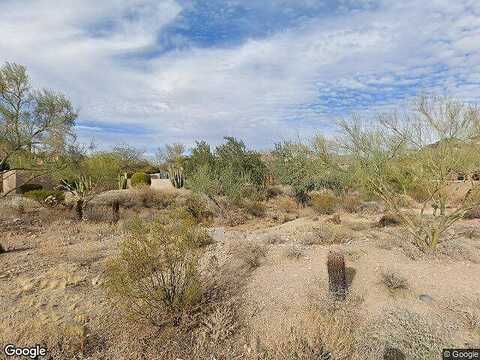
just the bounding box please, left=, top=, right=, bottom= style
left=60, top=176, right=97, bottom=220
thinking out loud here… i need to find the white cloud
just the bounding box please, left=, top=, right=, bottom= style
left=1, top=0, right=480, bottom=150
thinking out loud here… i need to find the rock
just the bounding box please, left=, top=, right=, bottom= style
left=384, top=347, right=406, bottom=360
left=419, top=294, right=433, bottom=303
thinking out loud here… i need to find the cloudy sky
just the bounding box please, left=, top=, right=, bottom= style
left=1, top=0, right=479, bottom=152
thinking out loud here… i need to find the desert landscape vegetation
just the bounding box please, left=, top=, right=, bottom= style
left=1, top=61, right=480, bottom=360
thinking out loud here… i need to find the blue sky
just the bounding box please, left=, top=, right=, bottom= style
left=1, top=0, right=480, bottom=153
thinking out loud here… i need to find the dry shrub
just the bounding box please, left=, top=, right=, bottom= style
left=310, top=192, right=338, bottom=215
left=377, top=213, right=401, bottom=227
left=261, top=233, right=285, bottom=245
left=231, top=241, right=268, bottom=269
left=0, top=315, right=88, bottom=359
left=358, top=308, right=453, bottom=360
left=275, top=196, right=298, bottom=213
left=222, top=207, right=249, bottom=226
left=284, top=245, right=304, bottom=259
left=301, top=223, right=352, bottom=245
left=184, top=192, right=213, bottom=224
left=266, top=185, right=284, bottom=199
left=341, top=194, right=361, bottom=213
left=381, top=270, right=408, bottom=291
left=104, top=214, right=208, bottom=328
left=463, top=206, right=480, bottom=219
left=438, top=238, right=480, bottom=263
left=243, top=199, right=267, bottom=218
left=84, top=205, right=113, bottom=223
left=254, top=293, right=360, bottom=360
left=95, top=188, right=175, bottom=209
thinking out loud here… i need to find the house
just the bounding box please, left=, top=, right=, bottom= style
left=0, top=170, right=54, bottom=195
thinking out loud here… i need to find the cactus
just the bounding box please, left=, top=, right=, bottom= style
left=169, top=166, right=184, bottom=189
left=327, top=250, right=347, bottom=300
left=118, top=173, right=128, bottom=190
left=61, top=176, right=96, bottom=221
left=112, top=200, right=120, bottom=224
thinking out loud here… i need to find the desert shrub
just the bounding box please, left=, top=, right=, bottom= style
left=242, top=199, right=266, bottom=217
left=222, top=207, right=249, bottom=227
left=381, top=270, right=408, bottom=291
left=275, top=196, right=298, bottom=213
left=24, top=189, right=65, bottom=206
left=104, top=215, right=205, bottom=327
left=301, top=223, right=352, bottom=245
left=134, top=187, right=175, bottom=209
left=463, top=206, right=480, bottom=219
left=310, top=192, right=337, bottom=215
left=84, top=205, right=112, bottom=222
left=341, top=194, right=361, bottom=213
left=266, top=185, right=284, bottom=199
left=184, top=192, right=213, bottom=224
left=232, top=241, right=267, bottom=269
left=82, top=152, right=122, bottom=189
left=18, top=183, right=43, bottom=193
left=284, top=245, right=304, bottom=259
left=359, top=308, right=452, bottom=359
left=377, top=213, right=401, bottom=227
left=130, top=172, right=151, bottom=188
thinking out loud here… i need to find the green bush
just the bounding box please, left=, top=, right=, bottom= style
left=104, top=214, right=207, bottom=327
left=184, top=192, right=213, bottom=224
left=130, top=172, right=151, bottom=188
left=24, top=189, right=65, bottom=206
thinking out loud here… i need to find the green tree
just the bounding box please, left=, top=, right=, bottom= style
left=0, top=62, right=77, bottom=195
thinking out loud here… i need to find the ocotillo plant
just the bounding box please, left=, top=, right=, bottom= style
left=169, top=166, right=184, bottom=188
left=118, top=173, right=128, bottom=190
left=327, top=250, right=347, bottom=300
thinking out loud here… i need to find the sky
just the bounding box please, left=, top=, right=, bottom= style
left=1, top=0, right=480, bottom=153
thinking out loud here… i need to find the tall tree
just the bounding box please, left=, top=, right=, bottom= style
left=0, top=62, right=77, bottom=194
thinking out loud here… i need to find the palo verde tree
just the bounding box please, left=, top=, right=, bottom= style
left=334, top=95, right=480, bottom=250
left=0, top=62, right=77, bottom=195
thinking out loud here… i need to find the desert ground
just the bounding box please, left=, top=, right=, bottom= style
left=1, top=186, right=479, bottom=360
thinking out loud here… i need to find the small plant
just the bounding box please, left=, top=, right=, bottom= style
left=24, top=190, right=65, bottom=207
left=233, top=241, right=267, bottom=269
left=284, top=245, right=304, bottom=260
left=381, top=270, right=408, bottom=291
left=310, top=192, right=337, bottom=215
left=60, top=176, right=98, bottom=220
left=117, top=173, right=128, bottom=190
left=327, top=251, right=347, bottom=300
left=377, top=213, right=402, bottom=227
left=184, top=192, right=212, bottom=224
left=243, top=199, right=266, bottom=217
left=0, top=243, right=6, bottom=254
left=169, top=165, right=184, bottom=188
left=104, top=214, right=205, bottom=327
left=130, top=172, right=151, bottom=188
left=111, top=200, right=120, bottom=224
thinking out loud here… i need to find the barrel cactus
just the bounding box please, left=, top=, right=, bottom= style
left=327, top=250, right=347, bottom=300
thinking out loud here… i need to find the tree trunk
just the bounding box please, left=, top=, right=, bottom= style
left=75, top=199, right=84, bottom=221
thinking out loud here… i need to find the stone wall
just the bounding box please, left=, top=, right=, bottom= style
left=1, top=170, right=55, bottom=194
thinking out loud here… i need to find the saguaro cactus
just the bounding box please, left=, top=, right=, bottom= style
left=169, top=166, right=184, bottom=189
left=327, top=250, right=347, bottom=300
left=118, top=173, right=128, bottom=190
